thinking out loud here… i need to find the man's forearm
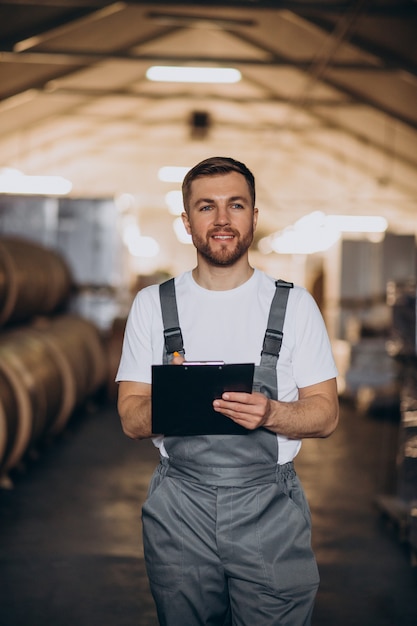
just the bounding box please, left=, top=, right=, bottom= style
left=264, top=391, right=339, bottom=439
left=118, top=394, right=153, bottom=440
left=214, top=378, right=339, bottom=437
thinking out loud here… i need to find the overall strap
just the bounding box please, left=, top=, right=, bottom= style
left=260, top=279, right=293, bottom=370
left=159, top=276, right=292, bottom=369
left=252, top=279, right=293, bottom=399
left=159, top=278, right=185, bottom=364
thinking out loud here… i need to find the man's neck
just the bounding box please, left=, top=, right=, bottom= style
left=192, top=257, right=254, bottom=291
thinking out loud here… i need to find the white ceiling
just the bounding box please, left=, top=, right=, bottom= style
left=0, top=0, right=416, bottom=254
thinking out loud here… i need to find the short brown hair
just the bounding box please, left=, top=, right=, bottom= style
left=182, top=156, right=256, bottom=213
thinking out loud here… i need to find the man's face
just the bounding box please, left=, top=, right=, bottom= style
left=182, top=171, right=258, bottom=267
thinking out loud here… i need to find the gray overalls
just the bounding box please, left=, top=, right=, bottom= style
left=142, top=279, right=319, bottom=626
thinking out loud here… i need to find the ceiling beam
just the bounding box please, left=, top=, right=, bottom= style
left=0, top=0, right=113, bottom=6
left=1, top=49, right=416, bottom=131
left=36, top=85, right=354, bottom=107
left=224, top=20, right=417, bottom=132
left=1, top=0, right=416, bottom=15
left=0, top=49, right=401, bottom=72
left=130, top=1, right=417, bottom=17
left=0, top=3, right=118, bottom=50
left=303, top=14, right=417, bottom=79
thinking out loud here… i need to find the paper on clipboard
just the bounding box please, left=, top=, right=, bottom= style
left=151, top=362, right=255, bottom=436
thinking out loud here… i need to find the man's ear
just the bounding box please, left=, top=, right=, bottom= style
left=253, top=207, right=259, bottom=230
left=182, top=211, right=192, bottom=235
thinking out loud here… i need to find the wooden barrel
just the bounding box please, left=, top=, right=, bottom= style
left=30, top=325, right=77, bottom=436
left=34, top=314, right=108, bottom=407
left=0, top=329, right=65, bottom=451
left=0, top=392, right=7, bottom=467
left=0, top=371, right=17, bottom=473
left=0, top=236, right=73, bottom=326
left=0, top=351, right=32, bottom=480
left=0, top=315, right=108, bottom=481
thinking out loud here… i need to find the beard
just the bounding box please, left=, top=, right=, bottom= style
left=191, top=227, right=254, bottom=267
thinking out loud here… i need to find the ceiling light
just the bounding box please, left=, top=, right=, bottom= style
left=262, top=211, right=388, bottom=255
left=158, top=166, right=190, bottom=183
left=173, top=217, right=192, bottom=244
left=325, top=215, right=388, bottom=233
left=271, top=228, right=340, bottom=255
left=0, top=167, right=72, bottom=196
left=146, top=66, right=241, bottom=84
left=294, top=211, right=326, bottom=230
left=122, top=216, right=160, bottom=258
left=132, top=236, right=160, bottom=258
left=165, top=190, right=184, bottom=215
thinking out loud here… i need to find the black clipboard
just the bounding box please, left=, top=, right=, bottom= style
left=151, top=362, right=254, bottom=436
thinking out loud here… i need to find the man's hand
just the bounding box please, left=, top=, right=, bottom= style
left=213, top=378, right=339, bottom=439
left=213, top=391, right=271, bottom=430
left=171, top=351, right=185, bottom=365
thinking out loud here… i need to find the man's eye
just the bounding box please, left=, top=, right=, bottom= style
left=200, top=205, right=212, bottom=211
left=232, top=203, right=243, bottom=209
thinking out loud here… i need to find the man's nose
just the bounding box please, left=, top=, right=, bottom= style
left=214, top=205, right=230, bottom=225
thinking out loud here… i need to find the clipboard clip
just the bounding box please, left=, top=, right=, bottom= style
left=182, top=361, right=225, bottom=366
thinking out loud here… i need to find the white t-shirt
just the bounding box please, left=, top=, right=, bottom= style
left=116, top=269, right=338, bottom=463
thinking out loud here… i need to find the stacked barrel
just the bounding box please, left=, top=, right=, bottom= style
left=0, top=236, right=108, bottom=487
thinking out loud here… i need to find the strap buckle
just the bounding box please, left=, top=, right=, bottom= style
left=261, top=328, right=283, bottom=357
left=163, top=326, right=184, bottom=355
left=276, top=279, right=294, bottom=289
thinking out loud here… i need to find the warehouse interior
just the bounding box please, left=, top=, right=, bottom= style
left=0, top=1, right=417, bottom=625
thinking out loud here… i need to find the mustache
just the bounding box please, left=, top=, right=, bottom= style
left=208, top=227, right=239, bottom=236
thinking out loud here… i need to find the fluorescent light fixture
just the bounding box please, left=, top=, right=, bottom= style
left=325, top=215, right=388, bottom=233
left=0, top=167, right=72, bottom=196
left=132, top=236, right=160, bottom=258
left=271, top=227, right=340, bottom=255
left=173, top=217, right=192, bottom=244
left=122, top=215, right=160, bottom=258
left=263, top=211, right=388, bottom=255
left=146, top=66, right=241, bottom=83
left=158, top=166, right=190, bottom=183
left=165, top=190, right=184, bottom=215
left=114, top=193, right=136, bottom=212
left=295, top=210, right=325, bottom=230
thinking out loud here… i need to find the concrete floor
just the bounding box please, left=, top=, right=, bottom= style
left=1, top=399, right=416, bottom=626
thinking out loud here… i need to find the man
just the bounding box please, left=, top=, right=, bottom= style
left=116, top=156, right=339, bottom=626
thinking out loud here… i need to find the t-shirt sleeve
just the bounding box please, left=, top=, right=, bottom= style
left=115, top=288, right=159, bottom=384
left=291, top=289, right=338, bottom=389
